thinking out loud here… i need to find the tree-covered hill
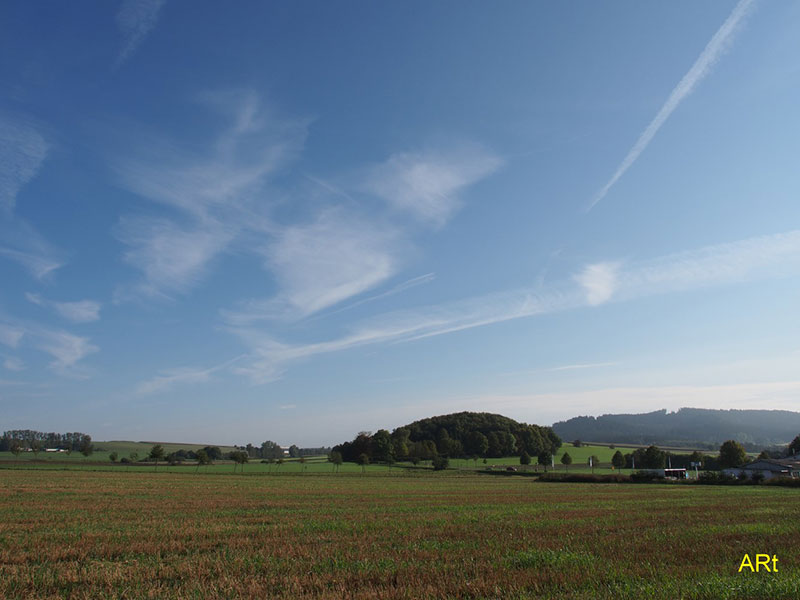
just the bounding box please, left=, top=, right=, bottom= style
left=552, top=408, right=800, bottom=450
left=333, top=411, right=560, bottom=463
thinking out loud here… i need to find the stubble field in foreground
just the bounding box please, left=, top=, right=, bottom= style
left=1, top=469, right=798, bottom=599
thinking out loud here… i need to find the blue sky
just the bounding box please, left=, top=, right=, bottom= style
left=2, top=0, right=800, bottom=446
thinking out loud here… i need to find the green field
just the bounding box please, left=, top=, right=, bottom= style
left=0, top=441, right=696, bottom=473
left=1, top=468, right=798, bottom=599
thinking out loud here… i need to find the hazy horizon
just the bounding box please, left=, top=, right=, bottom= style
left=3, top=1, right=800, bottom=447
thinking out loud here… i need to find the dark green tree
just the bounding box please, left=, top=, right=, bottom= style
left=718, top=440, right=747, bottom=469
left=148, top=444, right=165, bottom=471
left=288, top=444, right=300, bottom=458
left=203, top=446, right=222, bottom=461
left=611, top=450, right=625, bottom=469
left=561, top=452, right=573, bottom=471
left=391, top=428, right=410, bottom=461
left=788, top=435, right=800, bottom=456
left=109, top=452, right=118, bottom=463
left=260, top=440, right=284, bottom=460
left=231, top=450, right=248, bottom=472
left=80, top=439, right=94, bottom=460
left=538, top=450, right=552, bottom=472
left=371, top=429, right=394, bottom=463
left=329, top=450, right=343, bottom=472
left=465, top=431, right=490, bottom=457
left=357, top=453, right=369, bottom=473
left=195, top=449, right=210, bottom=472
left=631, top=445, right=666, bottom=469
left=519, top=451, right=531, bottom=466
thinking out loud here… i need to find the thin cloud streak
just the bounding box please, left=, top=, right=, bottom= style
left=546, top=362, right=620, bottom=372
left=0, top=116, right=63, bottom=279
left=26, top=293, right=102, bottom=323
left=231, top=229, right=800, bottom=382
left=311, top=273, right=436, bottom=320
left=0, top=116, right=49, bottom=212
left=116, top=0, right=165, bottom=67
left=589, top=0, right=756, bottom=210
left=137, top=355, right=245, bottom=394
left=2, top=356, right=25, bottom=371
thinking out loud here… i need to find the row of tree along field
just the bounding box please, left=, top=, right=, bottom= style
left=0, top=430, right=93, bottom=455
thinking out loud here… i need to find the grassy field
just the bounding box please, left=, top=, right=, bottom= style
left=1, top=469, right=798, bottom=599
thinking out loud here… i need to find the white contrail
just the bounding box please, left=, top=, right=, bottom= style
left=589, top=0, right=756, bottom=211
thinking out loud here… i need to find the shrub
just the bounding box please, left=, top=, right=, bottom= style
left=432, top=455, right=449, bottom=471
left=763, top=476, right=800, bottom=488
left=697, top=471, right=738, bottom=485
left=630, top=470, right=665, bottom=482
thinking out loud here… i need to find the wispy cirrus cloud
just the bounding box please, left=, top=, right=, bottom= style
left=136, top=355, right=244, bottom=394
left=0, top=117, right=49, bottom=212
left=229, top=229, right=800, bottom=382
left=2, top=356, right=25, bottom=371
left=224, top=211, right=402, bottom=324
left=0, top=115, right=63, bottom=279
left=365, top=145, right=502, bottom=227
left=0, top=324, right=25, bottom=348
left=116, top=216, right=236, bottom=300
left=589, top=0, right=757, bottom=210
left=25, top=293, right=102, bottom=323
left=220, top=143, right=498, bottom=324
left=35, top=328, right=98, bottom=376
left=114, top=92, right=308, bottom=300
left=0, top=316, right=97, bottom=376
left=116, top=0, right=166, bottom=67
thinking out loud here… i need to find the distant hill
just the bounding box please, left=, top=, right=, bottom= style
left=333, top=411, right=561, bottom=462
left=552, top=408, right=800, bottom=450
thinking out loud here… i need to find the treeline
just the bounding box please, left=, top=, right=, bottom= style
left=0, top=430, right=92, bottom=452
left=553, top=408, right=800, bottom=450
left=333, top=412, right=561, bottom=464
left=232, top=442, right=331, bottom=459
left=606, top=435, right=800, bottom=471
left=609, top=446, right=717, bottom=470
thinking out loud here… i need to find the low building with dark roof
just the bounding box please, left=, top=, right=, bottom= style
left=723, top=458, right=800, bottom=480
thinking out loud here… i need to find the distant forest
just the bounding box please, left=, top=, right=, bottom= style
left=333, top=411, right=561, bottom=463
left=552, top=408, right=800, bottom=450
left=0, top=430, right=92, bottom=452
